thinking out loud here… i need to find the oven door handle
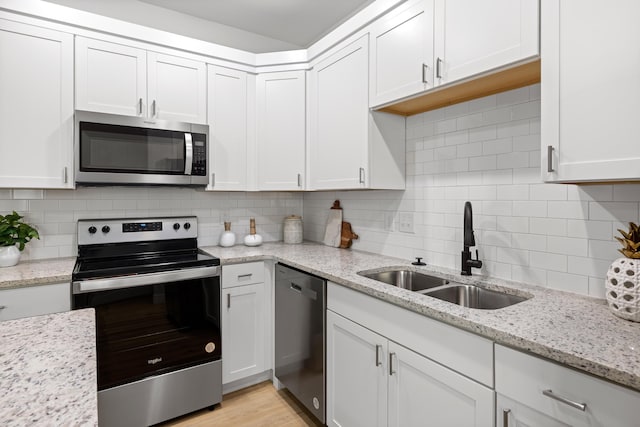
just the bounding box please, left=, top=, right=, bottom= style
left=72, top=266, right=220, bottom=294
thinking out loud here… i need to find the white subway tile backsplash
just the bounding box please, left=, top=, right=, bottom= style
left=483, top=138, right=513, bottom=155
left=530, top=217, right=567, bottom=236
left=469, top=156, right=497, bottom=171
left=497, top=152, right=529, bottom=170
left=547, top=201, right=588, bottom=220
left=530, top=251, right=567, bottom=272
left=469, top=125, right=497, bottom=142
left=496, top=86, right=530, bottom=106
left=568, top=256, right=611, bottom=278
left=567, top=220, right=612, bottom=241
left=547, top=271, right=588, bottom=294
left=546, top=236, right=588, bottom=257
left=589, top=202, right=639, bottom=222
left=612, top=184, right=640, bottom=202
left=530, top=184, right=567, bottom=201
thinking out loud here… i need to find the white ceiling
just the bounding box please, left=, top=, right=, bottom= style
left=139, top=0, right=376, bottom=48
left=43, top=0, right=376, bottom=53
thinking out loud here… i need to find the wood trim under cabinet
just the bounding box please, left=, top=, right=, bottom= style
left=377, top=58, right=541, bottom=116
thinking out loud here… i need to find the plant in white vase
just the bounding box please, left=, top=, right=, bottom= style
left=0, top=211, right=39, bottom=267
left=606, top=222, right=640, bottom=322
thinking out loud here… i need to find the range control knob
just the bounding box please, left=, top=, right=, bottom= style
left=183, top=222, right=191, bottom=230
left=102, top=226, right=111, bottom=234
left=88, top=226, right=97, bottom=234
left=173, top=223, right=180, bottom=231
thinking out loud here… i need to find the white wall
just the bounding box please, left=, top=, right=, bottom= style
left=304, top=84, right=640, bottom=298
left=0, top=188, right=302, bottom=261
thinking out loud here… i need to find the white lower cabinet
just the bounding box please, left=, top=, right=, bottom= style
left=0, top=283, right=71, bottom=321
left=327, top=282, right=494, bottom=427
left=327, top=310, right=387, bottom=427
left=496, top=344, right=640, bottom=427
left=221, top=262, right=268, bottom=385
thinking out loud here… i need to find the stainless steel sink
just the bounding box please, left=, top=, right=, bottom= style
left=358, top=268, right=530, bottom=310
left=359, top=270, right=449, bottom=292
left=422, top=285, right=528, bottom=310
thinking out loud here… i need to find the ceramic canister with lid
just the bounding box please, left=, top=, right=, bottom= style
left=283, top=215, right=303, bottom=244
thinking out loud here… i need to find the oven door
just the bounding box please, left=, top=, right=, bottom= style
left=73, top=273, right=221, bottom=391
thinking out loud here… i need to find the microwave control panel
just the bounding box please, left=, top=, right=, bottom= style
left=192, top=137, right=207, bottom=176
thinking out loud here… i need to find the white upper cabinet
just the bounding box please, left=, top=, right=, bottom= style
left=310, top=35, right=405, bottom=190
left=0, top=19, right=73, bottom=189
left=147, top=52, right=207, bottom=123
left=75, top=38, right=146, bottom=117
left=256, top=71, right=306, bottom=191
left=207, top=65, right=249, bottom=191
left=434, top=0, right=539, bottom=86
left=370, top=0, right=539, bottom=109
left=76, top=37, right=207, bottom=124
left=542, top=0, right=640, bottom=182
left=370, top=0, right=435, bottom=108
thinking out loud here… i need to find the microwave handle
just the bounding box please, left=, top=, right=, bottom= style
left=184, top=133, right=193, bottom=175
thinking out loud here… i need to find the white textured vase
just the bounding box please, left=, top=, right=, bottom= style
left=283, top=215, right=303, bottom=244
left=0, top=245, right=20, bottom=267
left=606, top=257, right=640, bottom=322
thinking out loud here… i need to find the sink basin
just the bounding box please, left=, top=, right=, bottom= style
left=425, top=285, right=528, bottom=310
left=359, top=270, right=449, bottom=292
left=359, top=268, right=530, bottom=309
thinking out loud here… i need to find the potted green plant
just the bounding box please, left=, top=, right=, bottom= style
left=0, top=211, right=39, bottom=267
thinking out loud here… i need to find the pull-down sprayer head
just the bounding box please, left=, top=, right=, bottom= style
left=463, top=201, right=475, bottom=248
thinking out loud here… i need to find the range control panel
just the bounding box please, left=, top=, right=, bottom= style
left=78, top=216, right=198, bottom=246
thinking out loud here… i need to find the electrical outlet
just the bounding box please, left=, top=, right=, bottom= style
left=398, top=212, right=414, bottom=233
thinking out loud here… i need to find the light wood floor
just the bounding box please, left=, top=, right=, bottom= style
left=161, top=381, right=324, bottom=427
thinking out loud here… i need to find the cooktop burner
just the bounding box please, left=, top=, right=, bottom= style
left=73, top=216, right=219, bottom=281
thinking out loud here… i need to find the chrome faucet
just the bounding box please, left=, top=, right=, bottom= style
left=461, top=201, right=482, bottom=275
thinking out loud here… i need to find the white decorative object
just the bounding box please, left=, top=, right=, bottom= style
left=219, top=222, right=236, bottom=247
left=283, top=215, right=303, bottom=244
left=323, top=200, right=342, bottom=248
left=606, top=257, right=640, bottom=322
left=244, top=218, right=263, bottom=247
left=0, top=245, right=21, bottom=267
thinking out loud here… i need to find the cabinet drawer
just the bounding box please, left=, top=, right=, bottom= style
left=0, top=283, right=71, bottom=321
left=496, top=344, right=640, bottom=426
left=222, top=262, right=265, bottom=288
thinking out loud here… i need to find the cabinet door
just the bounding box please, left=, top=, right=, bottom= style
left=222, top=283, right=265, bottom=384
left=147, top=52, right=207, bottom=124
left=256, top=71, right=306, bottom=190
left=310, top=35, right=369, bottom=190
left=76, top=37, right=147, bottom=117
left=207, top=65, right=248, bottom=191
left=542, top=0, right=640, bottom=182
left=388, top=341, right=494, bottom=427
left=498, top=395, right=570, bottom=427
left=0, top=283, right=71, bottom=321
left=0, top=20, right=73, bottom=189
left=326, top=310, right=387, bottom=427
left=370, top=0, right=435, bottom=107
left=434, top=0, right=538, bottom=86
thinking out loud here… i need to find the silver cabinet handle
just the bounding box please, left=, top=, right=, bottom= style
left=184, top=133, right=193, bottom=175
left=0, top=305, right=6, bottom=310
left=389, top=352, right=397, bottom=375
left=152, top=100, right=157, bottom=117
left=138, top=98, right=143, bottom=116
left=436, top=57, right=443, bottom=79
left=211, top=173, right=215, bottom=188
left=542, top=389, right=586, bottom=412
left=359, top=167, right=365, bottom=184
left=297, top=173, right=302, bottom=187
left=375, top=344, right=382, bottom=367
left=227, top=293, right=231, bottom=308
left=503, top=409, right=510, bottom=427
left=422, top=63, right=429, bottom=84
left=62, top=167, right=68, bottom=184
left=547, top=145, right=555, bottom=173
left=238, top=273, right=252, bottom=279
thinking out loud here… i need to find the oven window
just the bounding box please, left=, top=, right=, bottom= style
left=79, top=122, right=186, bottom=174
left=74, top=277, right=221, bottom=390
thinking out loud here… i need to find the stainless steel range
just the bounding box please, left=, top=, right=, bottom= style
left=72, top=216, right=221, bottom=427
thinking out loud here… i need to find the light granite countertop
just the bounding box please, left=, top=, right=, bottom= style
left=2, top=242, right=640, bottom=394
left=0, top=309, right=97, bottom=426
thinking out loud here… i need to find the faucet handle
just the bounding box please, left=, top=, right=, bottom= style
left=411, top=257, right=426, bottom=266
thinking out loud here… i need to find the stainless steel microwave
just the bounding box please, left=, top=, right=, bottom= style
left=75, top=111, right=209, bottom=186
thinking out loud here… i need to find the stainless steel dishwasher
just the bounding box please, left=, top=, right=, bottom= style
left=275, top=263, right=326, bottom=424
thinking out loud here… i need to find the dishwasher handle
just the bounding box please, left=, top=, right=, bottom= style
left=289, top=282, right=318, bottom=300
